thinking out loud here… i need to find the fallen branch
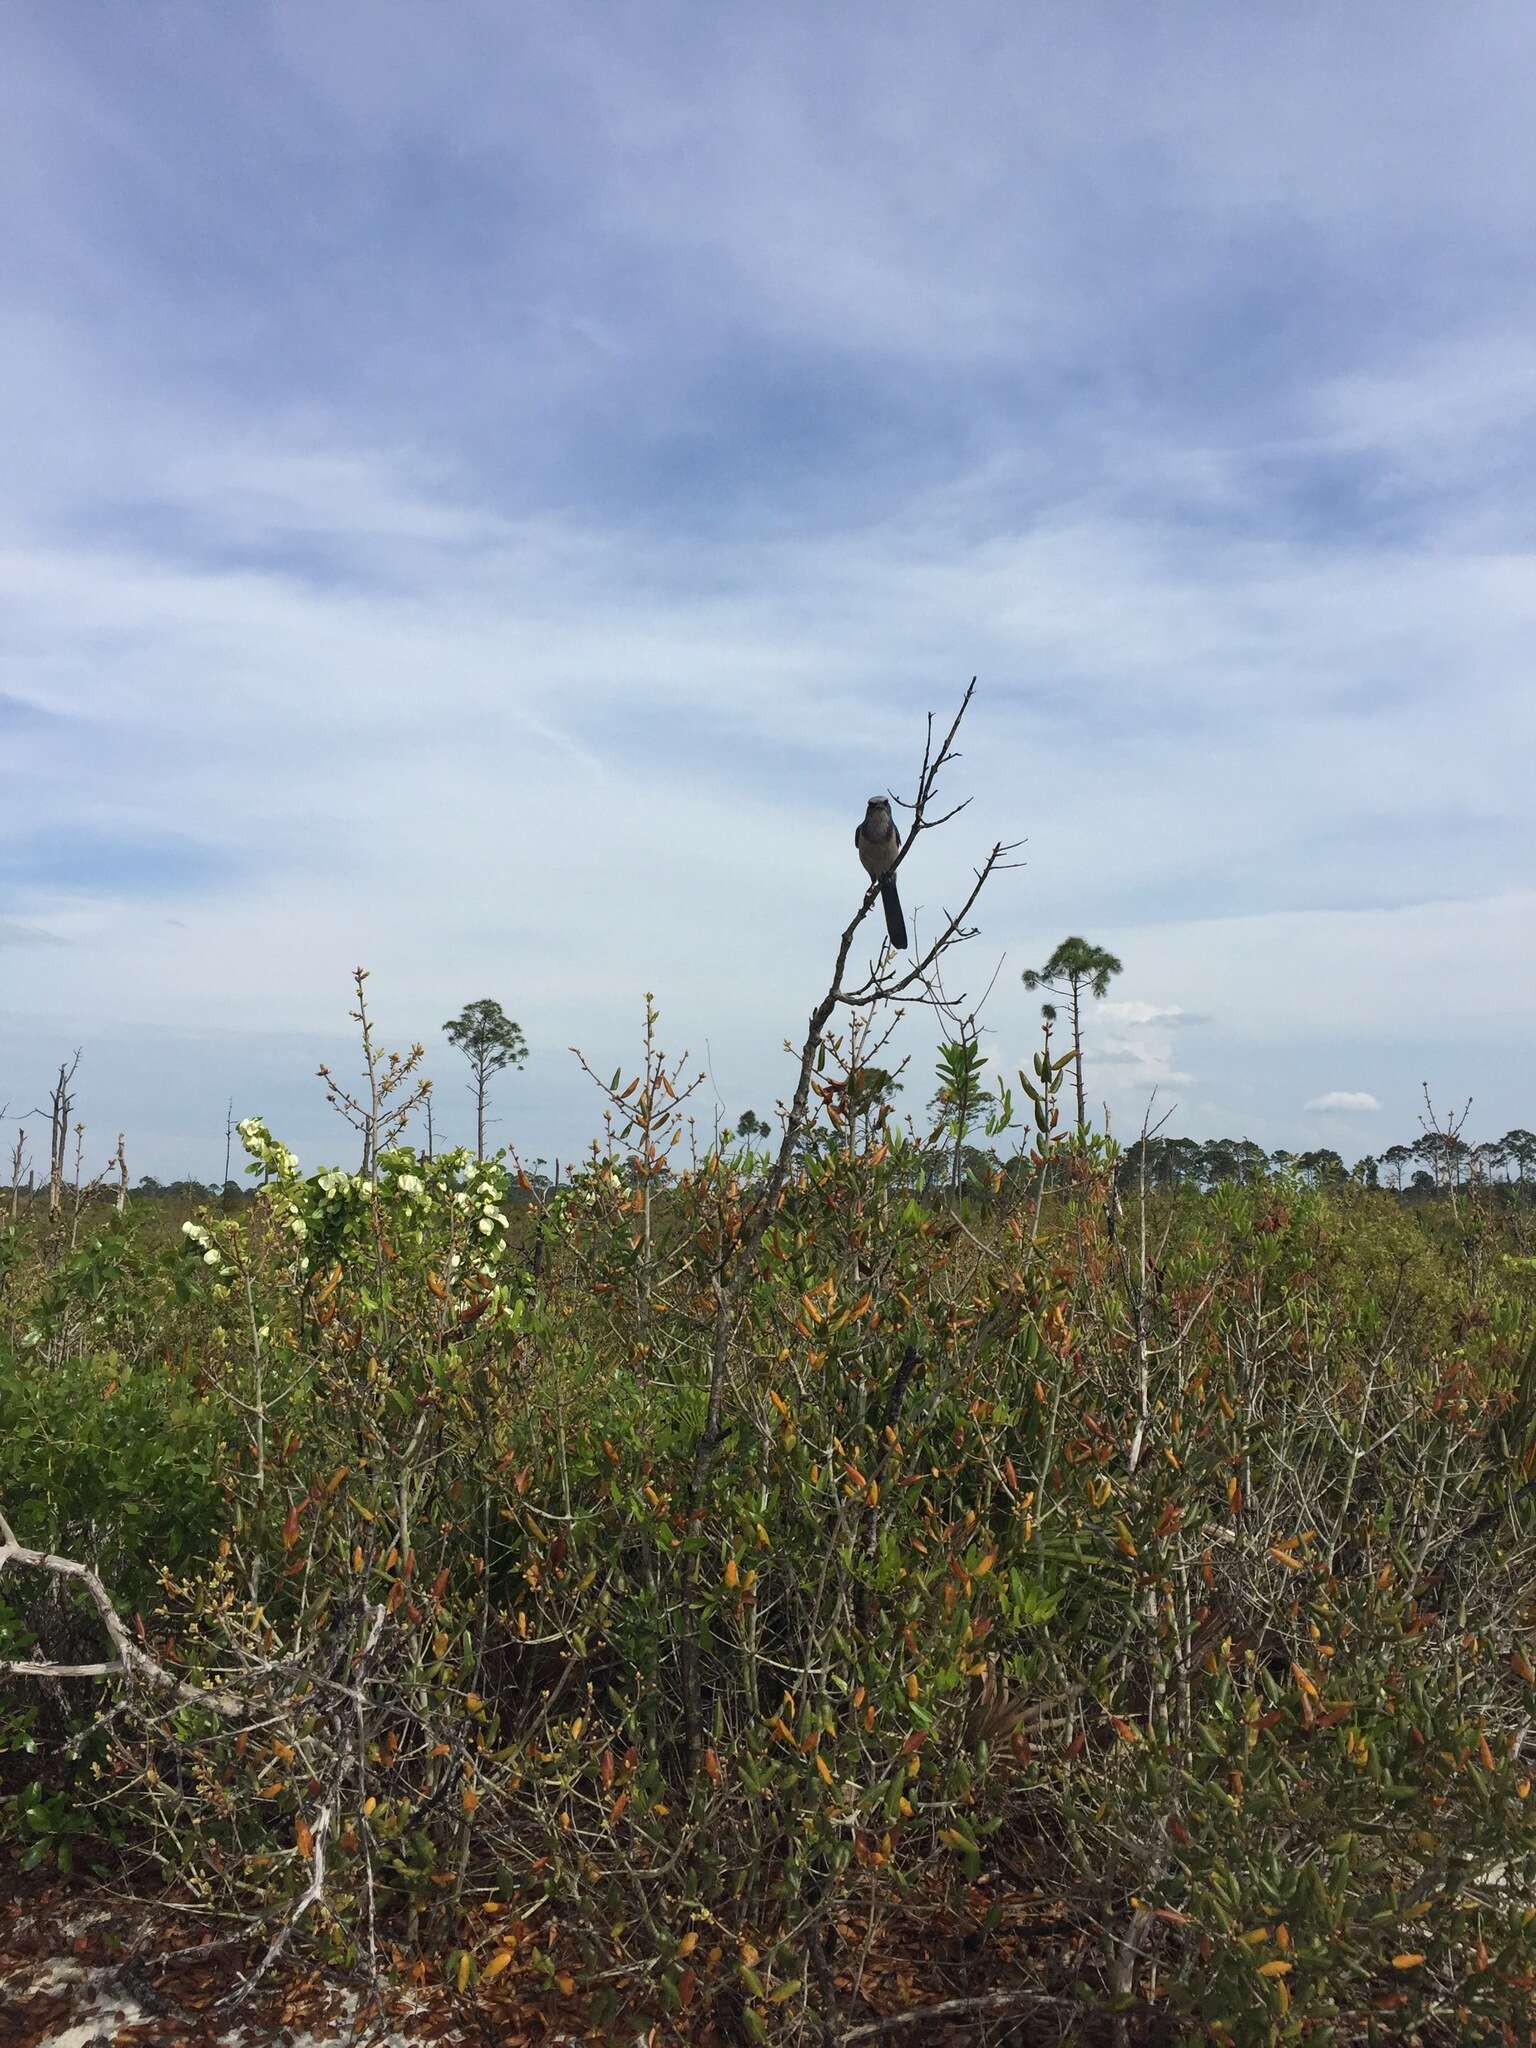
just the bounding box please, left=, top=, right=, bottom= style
left=0, top=1506, right=244, bottom=1719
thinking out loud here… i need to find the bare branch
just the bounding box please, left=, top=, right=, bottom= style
left=0, top=1511, right=245, bottom=1719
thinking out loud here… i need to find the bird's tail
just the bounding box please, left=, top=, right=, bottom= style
left=880, top=875, right=908, bottom=951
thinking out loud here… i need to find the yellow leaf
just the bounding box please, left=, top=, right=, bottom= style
left=483, top=1949, right=513, bottom=1982
left=974, top=1550, right=996, bottom=1576
left=1257, top=1959, right=1292, bottom=1976
left=1392, top=1953, right=1425, bottom=1969
left=677, top=1930, right=699, bottom=1957
left=905, top=1672, right=919, bottom=1700
left=815, top=1753, right=833, bottom=1786
left=1269, top=1545, right=1303, bottom=1572
left=555, top=1971, right=575, bottom=1994
left=725, top=1557, right=740, bottom=1590
left=456, top=1951, right=471, bottom=1992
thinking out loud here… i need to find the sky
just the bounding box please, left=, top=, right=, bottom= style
left=2, top=2, right=1533, bottom=1181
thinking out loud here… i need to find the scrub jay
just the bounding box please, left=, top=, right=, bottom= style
left=856, top=797, right=908, bottom=950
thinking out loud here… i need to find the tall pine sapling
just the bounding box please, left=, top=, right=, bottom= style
left=444, top=998, right=529, bottom=1160
left=1021, top=937, right=1122, bottom=1134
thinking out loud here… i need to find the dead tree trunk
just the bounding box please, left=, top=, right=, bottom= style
left=45, top=1054, right=81, bottom=1218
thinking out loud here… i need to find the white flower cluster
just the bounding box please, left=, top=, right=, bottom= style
left=182, top=1123, right=525, bottom=1315
left=181, top=1218, right=234, bottom=1278
left=238, top=1116, right=300, bottom=1181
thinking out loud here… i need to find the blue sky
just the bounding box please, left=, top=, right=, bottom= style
left=2, top=2, right=1532, bottom=1179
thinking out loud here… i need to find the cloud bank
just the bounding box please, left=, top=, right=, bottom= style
left=1, top=5, right=1532, bottom=1173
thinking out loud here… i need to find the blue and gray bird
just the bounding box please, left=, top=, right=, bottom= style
left=855, top=797, right=908, bottom=950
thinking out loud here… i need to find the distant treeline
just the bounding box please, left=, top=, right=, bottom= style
left=1116, top=1126, right=1535, bottom=1194
left=6, top=1123, right=1530, bottom=1217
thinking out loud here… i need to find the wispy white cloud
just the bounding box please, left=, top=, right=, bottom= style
left=1079, top=999, right=1196, bottom=1102
left=1096, top=1001, right=1194, bottom=1030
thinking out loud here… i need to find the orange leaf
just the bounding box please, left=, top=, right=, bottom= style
left=482, top=1949, right=513, bottom=1982
left=295, top=1816, right=314, bottom=1859
left=1392, top=1953, right=1425, bottom=1969
left=1257, top=1960, right=1292, bottom=1977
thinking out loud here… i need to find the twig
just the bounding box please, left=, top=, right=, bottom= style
left=837, top=1986, right=1067, bottom=2042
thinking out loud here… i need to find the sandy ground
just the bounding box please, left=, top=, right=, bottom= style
left=0, top=1886, right=598, bottom=2048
